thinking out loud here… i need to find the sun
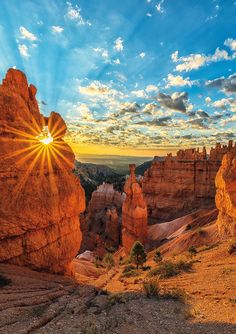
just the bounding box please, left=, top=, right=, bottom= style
left=36, top=126, right=53, bottom=145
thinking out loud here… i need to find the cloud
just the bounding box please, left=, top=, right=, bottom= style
left=19, top=26, right=37, bottom=41
left=93, top=47, right=109, bottom=59
left=136, top=116, right=172, bottom=127
left=146, top=84, right=158, bottom=93
left=131, top=89, right=147, bottom=98
left=205, top=97, right=212, bottom=104
left=171, top=48, right=230, bottom=72
left=166, top=74, right=196, bottom=87
left=187, top=118, right=208, bottom=129
left=206, top=73, right=236, bottom=93
left=197, top=110, right=209, bottom=118
left=212, top=98, right=236, bottom=112
left=66, top=2, right=91, bottom=26
left=156, top=0, right=165, bottom=13
left=18, top=44, right=30, bottom=58
left=139, top=52, right=146, bottom=58
left=157, top=92, right=189, bottom=112
left=224, top=38, right=236, bottom=51
left=114, top=37, right=124, bottom=52
left=79, top=81, right=111, bottom=95
left=51, top=25, right=64, bottom=33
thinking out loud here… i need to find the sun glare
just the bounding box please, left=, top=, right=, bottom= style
left=37, top=126, right=53, bottom=145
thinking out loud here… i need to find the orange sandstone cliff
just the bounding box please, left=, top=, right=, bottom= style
left=142, top=143, right=234, bottom=223
left=215, top=148, right=236, bottom=237
left=122, top=164, right=147, bottom=252
left=0, top=68, right=85, bottom=274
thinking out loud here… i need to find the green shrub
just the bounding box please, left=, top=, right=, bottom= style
left=0, top=274, right=11, bottom=287
left=162, top=288, right=187, bottom=303
left=188, top=245, right=197, bottom=257
left=122, top=264, right=136, bottom=274
left=148, top=260, right=193, bottom=279
left=143, top=278, right=160, bottom=298
left=153, top=250, right=162, bottom=263
left=142, top=265, right=151, bottom=271
left=103, top=253, right=115, bottom=269
left=130, top=241, right=147, bottom=270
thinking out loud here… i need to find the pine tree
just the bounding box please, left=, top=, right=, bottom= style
left=153, top=250, right=162, bottom=263
left=130, top=241, right=147, bottom=270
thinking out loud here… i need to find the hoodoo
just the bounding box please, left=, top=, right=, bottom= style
left=215, top=146, right=236, bottom=237
left=122, top=164, right=147, bottom=252
left=0, top=69, right=85, bottom=274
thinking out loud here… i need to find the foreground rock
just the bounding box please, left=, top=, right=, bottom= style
left=215, top=149, right=236, bottom=237
left=143, top=143, right=235, bottom=222
left=122, top=164, right=147, bottom=252
left=0, top=68, right=85, bottom=274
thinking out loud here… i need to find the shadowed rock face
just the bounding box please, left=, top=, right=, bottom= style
left=122, top=164, right=147, bottom=252
left=215, top=151, right=236, bottom=237
left=0, top=68, right=85, bottom=274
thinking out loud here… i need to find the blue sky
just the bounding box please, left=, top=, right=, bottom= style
left=0, top=0, right=235, bottom=156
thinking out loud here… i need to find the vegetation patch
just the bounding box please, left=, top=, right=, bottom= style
left=148, top=260, right=193, bottom=279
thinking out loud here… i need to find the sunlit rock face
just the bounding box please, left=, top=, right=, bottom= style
left=142, top=143, right=234, bottom=223
left=80, top=183, right=124, bottom=257
left=0, top=68, right=85, bottom=274
left=215, top=149, right=236, bottom=237
left=122, top=164, right=147, bottom=252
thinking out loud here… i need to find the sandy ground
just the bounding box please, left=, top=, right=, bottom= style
left=0, top=240, right=235, bottom=334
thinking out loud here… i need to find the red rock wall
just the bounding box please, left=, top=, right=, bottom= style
left=142, top=144, right=234, bottom=222
left=0, top=69, right=85, bottom=274
left=215, top=150, right=236, bottom=237
left=122, top=164, right=147, bottom=252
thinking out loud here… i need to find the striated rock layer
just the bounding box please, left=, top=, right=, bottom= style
left=215, top=149, right=236, bottom=237
left=80, top=183, right=125, bottom=256
left=0, top=68, right=85, bottom=274
left=142, top=143, right=234, bottom=223
left=122, top=164, right=147, bottom=252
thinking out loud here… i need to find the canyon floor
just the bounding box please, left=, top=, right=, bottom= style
left=0, top=240, right=235, bottom=334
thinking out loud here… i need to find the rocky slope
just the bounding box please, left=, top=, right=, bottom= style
left=142, top=143, right=234, bottom=223
left=122, top=164, right=147, bottom=252
left=215, top=149, right=236, bottom=237
left=0, top=68, right=85, bottom=274
left=80, top=183, right=125, bottom=256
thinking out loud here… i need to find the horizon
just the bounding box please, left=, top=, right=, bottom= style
left=0, top=0, right=235, bottom=156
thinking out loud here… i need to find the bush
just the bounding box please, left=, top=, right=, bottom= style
left=162, top=288, right=187, bottom=303
left=0, top=274, right=11, bottom=287
left=153, top=250, right=162, bottom=263
left=188, top=246, right=197, bottom=257
left=103, top=253, right=115, bottom=269
left=121, top=265, right=138, bottom=278
left=143, top=278, right=160, bottom=298
left=148, top=260, right=193, bottom=279
left=142, top=265, right=151, bottom=271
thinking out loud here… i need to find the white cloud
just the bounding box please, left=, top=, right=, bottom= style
left=131, top=89, right=147, bottom=98
left=18, top=44, right=30, bottom=58
left=171, top=48, right=230, bottom=72
left=166, top=74, right=196, bottom=87
left=146, top=13, right=152, bottom=17
left=19, top=26, right=37, bottom=41
left=114, top=37, right=124, bottom=52
left=113, top=58, right=120, bottom=64
left=212, top=98, right=236, bottom=112
left=145, top=84, right=158, bottom=93
left=205, top=97, right=212, bottom=104
left=224, top=38, right=236, bottom=51
left=66, top=2, right=91, bottom=26
left=51, top=25, right=64, bottom=33
left=139, top=52, right=146, bottom=58
left=156, top=0, right=165, bottom=13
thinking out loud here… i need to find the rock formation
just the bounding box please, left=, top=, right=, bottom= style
left=215, top=148, right=236, bottom=237
left=142, top=143, right=234, bottom=222
left=122, top=164, right=147, bottom=252
left=80, top=183, right=125, bottom=256
left=0, top=68, right=85, bottom=274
